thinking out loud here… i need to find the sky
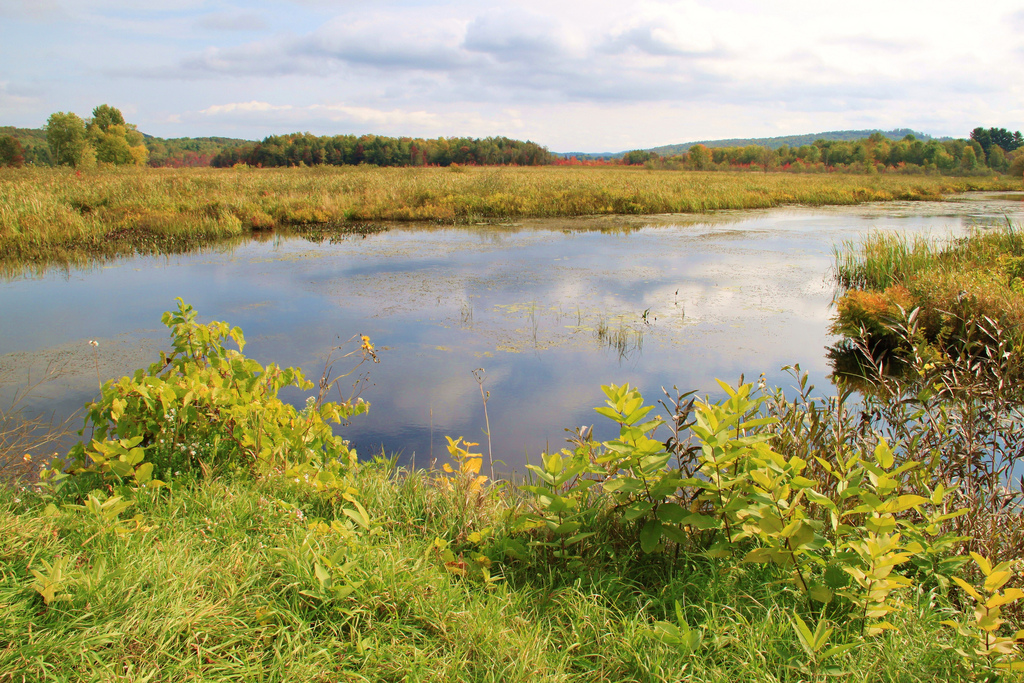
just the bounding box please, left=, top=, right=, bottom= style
left=1, top=0, right=1022, bottom=152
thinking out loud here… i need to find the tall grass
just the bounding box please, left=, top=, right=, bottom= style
left=833, top=223, right=1024, bottom=291
left=1, top=165, right=1017, bottom=269
left=831, top=224, right=1024, bottom=352
left=832, top=232, right=947, bottom=290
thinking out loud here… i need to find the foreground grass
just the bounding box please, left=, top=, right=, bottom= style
left=0, top=165, right=1017, bottom=269
left=0, top=464, right=1000, bottom=683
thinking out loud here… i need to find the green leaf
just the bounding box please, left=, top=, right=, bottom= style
left=743, top=547, right=772, bottom=564
left=821, top=643, right=856, bottom=660
left=790, top=612, right=817, bottom=657
left=804, top=488, right=837, bottom=511
left=809, top=585, right=833, bottom=604
left=656, top=503, right=686, bottom=524
left=623, top=501, right=654, bottom=522
left=864, top=515, right=896, bottom=534
left=873, top=441, right=894, bottom=470
left=680, top=513, right=720, bottom=530
left=553, top=521, right=582, bottom=535
left=134, top=462, right=154, bottom=484
left=594, top=406, right=623, bottom=422
left=342, top=506, right=369, bottom=530
left=789, top=522, right=816, bottom=549
left=757, top=513, right=784, bottom=535
left=565, top=531, right=596, bottom=546
left=639, top=520, right=663, bottom=553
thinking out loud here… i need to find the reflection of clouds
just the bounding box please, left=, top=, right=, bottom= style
left=11, top=202, right=1024, bottom=469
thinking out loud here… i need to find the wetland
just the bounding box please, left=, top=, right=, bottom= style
left=4, top=192, right=1024, bottom=472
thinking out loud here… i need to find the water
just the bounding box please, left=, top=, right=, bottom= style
left=3, top=194, right=1023, bottom=472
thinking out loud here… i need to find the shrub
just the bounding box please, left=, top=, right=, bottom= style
left=42, top=299, right=373, bottom=491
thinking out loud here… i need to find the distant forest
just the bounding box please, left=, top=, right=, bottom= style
left=613, top=128, right=1024, bottom=176
left=646, top=128, right=941, bottom=155
left=0, top=105, right=1021, bottom=177
left=209, top=132, right=552, bottom=167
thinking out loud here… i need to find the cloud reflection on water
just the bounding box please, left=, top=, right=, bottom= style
left=2, top=198, right=1024, bottom=470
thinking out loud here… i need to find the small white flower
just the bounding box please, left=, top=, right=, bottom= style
left=89, top=340, right=99, bottom=347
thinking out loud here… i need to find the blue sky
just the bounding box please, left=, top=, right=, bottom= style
left=1, top=0, right=1022, bottom=151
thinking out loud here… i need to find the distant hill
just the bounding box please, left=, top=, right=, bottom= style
left=647, top=129, right=944, bottom=156
left=0, top=126, right=48, bottom=146
left=554, top=129, right=950, bottom=160
left=1, top=126, right=55, bottom=165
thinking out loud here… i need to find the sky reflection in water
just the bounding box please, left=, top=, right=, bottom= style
left=3, top=196, right=1023, bottom=471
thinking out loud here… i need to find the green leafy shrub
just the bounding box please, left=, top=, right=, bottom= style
left=514, top=373, right=1024, bottom=672
left=43, top=298, right=372, bottom=491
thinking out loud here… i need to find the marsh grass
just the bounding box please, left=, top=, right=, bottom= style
left=594, top=315, right=644, bottom=361
left=831, top=224, right=1024, bottom=353
left=832, top=232, right=949, bottom=291
left=0, top=464, right=992, bottom=682
left=1, top=165, right=1016, bottom=271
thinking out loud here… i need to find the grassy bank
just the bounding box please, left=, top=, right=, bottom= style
left=831, top=225, right=1024, bottom=363
left=0, top=465, right=993, bottom=683
left=3, top=301, right=1024, bottom=681
left=1, top=165, right=1017, bottom=269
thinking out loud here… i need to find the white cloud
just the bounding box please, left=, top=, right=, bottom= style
left=3, top=0, right=1024, bottom=149
left=201, top=101, right=293, bottom=115
left=195, top=11, right=268, bottom=32
left=0, top=81, right=42, bottom=112
left=193, top=100, right=530, bottom=138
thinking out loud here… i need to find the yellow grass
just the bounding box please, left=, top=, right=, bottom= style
left=0, top=164, right=1017, bottom=267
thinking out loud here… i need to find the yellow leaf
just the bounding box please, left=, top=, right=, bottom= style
left=952, top=576, right=983, bottom=602
left=971, top=552, right=993, bottom=576
left=984, top=571, right=1013, bottom=594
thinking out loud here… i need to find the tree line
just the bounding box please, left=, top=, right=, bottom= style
left=210, top=132, right=552, bottom=168
left=625, top=128, right=1024, bottom=176
left=0, top=104, right=1020, bottom=178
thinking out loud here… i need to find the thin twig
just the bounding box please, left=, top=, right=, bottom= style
left=471, top=368, right=495, bottom=481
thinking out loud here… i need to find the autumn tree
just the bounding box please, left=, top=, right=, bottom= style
left=45, top=112, right=89, bottom=166
left=0, top=135, right=25, bottom=167
left=85, top=105, right=148, bottom=166
left=92, top=104, right=126, bottom=132
left=687, top=144, right=711, bottom=170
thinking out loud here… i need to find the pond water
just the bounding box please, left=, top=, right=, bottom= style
left=3, top=194, right=1023, bottom=473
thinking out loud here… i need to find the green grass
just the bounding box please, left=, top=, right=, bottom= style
left=1, top=165, right=1017, bottom=271
left=0, top=463, right=1006, bottom=682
